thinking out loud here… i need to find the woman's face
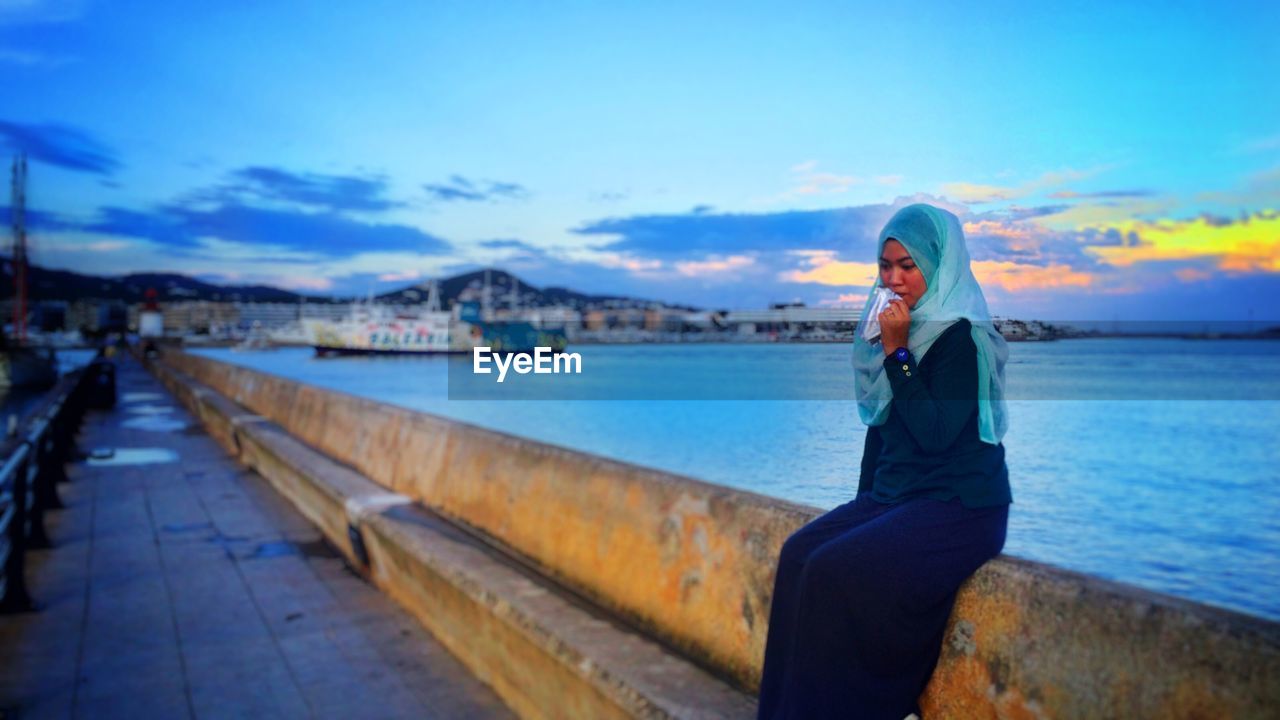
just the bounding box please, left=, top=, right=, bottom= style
left=879, top=239, right=928, bottom=308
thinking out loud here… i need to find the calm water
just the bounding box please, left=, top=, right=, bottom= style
left=0, top=348, right=101, bottom=424
left=192, top=340, right=1280, bottom=621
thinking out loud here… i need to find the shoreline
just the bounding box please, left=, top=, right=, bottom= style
left=168, top=332, right=1280, bottom=350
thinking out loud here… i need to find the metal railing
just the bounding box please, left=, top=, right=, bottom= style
left=0, top=356, right=109, bottom=612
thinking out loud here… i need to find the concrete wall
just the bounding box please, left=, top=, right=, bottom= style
left=157, top=349, right=1280, bottom=718
left=149, top=356, right=757, bottom=719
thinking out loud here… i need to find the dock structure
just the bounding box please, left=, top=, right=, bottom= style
left=0, top=355, right=514, bottom=719
left=4, top=347, right=1279, bottom=719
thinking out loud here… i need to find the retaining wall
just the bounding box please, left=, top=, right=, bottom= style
left=154, top=349, right=1280, bottom=718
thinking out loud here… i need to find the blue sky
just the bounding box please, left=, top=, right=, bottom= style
left=2, top=0, right=1278, bottom=320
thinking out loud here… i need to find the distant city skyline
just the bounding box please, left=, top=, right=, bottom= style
left=2, top=0, right=1277, bottom=321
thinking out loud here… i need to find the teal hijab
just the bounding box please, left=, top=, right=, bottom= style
left=852, top=203, right=1009, bottom=444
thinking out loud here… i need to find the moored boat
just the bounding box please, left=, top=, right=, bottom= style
left=306, top=281, right=567, bottom=356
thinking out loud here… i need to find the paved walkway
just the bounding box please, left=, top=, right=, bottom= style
left=0, top=355, right=515, bottom=719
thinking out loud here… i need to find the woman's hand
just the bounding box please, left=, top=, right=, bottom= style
left=878, top=299, right=911, bottom=356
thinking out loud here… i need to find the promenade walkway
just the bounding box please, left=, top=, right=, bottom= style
left=0, top=355, right=514, bottom=719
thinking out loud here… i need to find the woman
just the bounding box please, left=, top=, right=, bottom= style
left=757, top=203, right=1012, bottom=719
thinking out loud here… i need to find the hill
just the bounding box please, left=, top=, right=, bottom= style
left=0, top=261, right=681, bottom=310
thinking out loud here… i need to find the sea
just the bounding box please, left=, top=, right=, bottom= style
left=0, top=348, right=102, bottom=426
left=191, top=339, right=1280, bottom=622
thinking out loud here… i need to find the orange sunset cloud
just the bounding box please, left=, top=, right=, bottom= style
left=674, top=254, right=756, bottom=277
left=1086, top=212, right=1280, bottom=273
left=780, top=259, right=879, bottom=287
left=781, top=254, right=1095, bottom=294
left=970, top=261, right=1094, bottom=292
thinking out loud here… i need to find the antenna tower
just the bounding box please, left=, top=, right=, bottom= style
left=10, top=153, right=29, bottom=344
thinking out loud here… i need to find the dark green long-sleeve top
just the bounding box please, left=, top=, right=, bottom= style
left=857, top=318, right=1012, bottom=508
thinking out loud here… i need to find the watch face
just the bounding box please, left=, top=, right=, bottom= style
left=895, top=348, right=909, bottom=361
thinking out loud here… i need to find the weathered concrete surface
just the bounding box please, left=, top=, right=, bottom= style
left=365, top=503, right=756, bottom=719
left=155, top=350, right=806, bottom=690
left=0, top=354, right=514, bottom=720
left=156, top=349, right=1280, bottom=719
left=149, top=357, right=756, bottom=719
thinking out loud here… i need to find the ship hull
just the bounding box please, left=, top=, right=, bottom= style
left=313, top=345, right=470, bottom=357
left=304, top=315, right=459, bottom=354
left=304, top=307, right=568, bottom=357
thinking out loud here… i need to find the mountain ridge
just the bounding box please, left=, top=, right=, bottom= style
left=0, top=260, right=691, bottom=310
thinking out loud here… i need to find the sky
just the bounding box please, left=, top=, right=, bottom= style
left=1, top=0, right=1278, bottom=321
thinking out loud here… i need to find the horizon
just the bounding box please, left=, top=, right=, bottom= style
left=2, top=1, right=1277, bottom=322
left=21, top=260, right=1280, bottom=335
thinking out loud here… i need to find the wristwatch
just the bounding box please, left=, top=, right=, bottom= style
left=891, top=347, right=910, bottom=362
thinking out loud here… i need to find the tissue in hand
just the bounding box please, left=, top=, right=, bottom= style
left=861, top=287, right=902, bottom=343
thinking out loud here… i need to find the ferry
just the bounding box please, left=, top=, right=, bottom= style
left=305, top=281, right=568, bottom=356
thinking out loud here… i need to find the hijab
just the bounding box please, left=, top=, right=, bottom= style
left=852, top=203, right=1009, bottom=444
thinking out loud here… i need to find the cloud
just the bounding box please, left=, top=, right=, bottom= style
left=673, top=254, right=756, bottom=277
left=939, top=182, right=1018, bottom=203
left=207, top=166, right=402, bottom=213
left=179, top=204, right=445, bottom=256
left=0, top=0, right=88, bottom=25
left=1017, top=195, right=1179, bottom=230
left=0, top=120, right=119, bottom=175
left=449, top=253, right=674, bottom=303
left=423, top=175, right=529, bottom=203
left=452, top=248, right=787, bottom=308
left=1174, top=267, right=1212, bottom=283
left=941, top=166, right=1114, bottom=204
left=1197, top=212, right=1239, bottom=227
left=0, top=47, right=74, bottom=68
left=576, top=194, right=970, bottom=262
left=84, top=207, right=192, bottom=247
left=793, top=173, right=861, bottom=196
left=981, top=263, right=1280, bottom=322
left=960, top=215, right=1150, bottom=272
left=970, top=260, right=1095, bottom=292
left=595, top=254, right=664, bottom=272
left=772, top=238, right=1096, bottom=297
left=478, top=237, right=549, bottom=259
left=783, top=161, right=862, bottom=197
left=996, top=205, right=1073, bottom=221
left=956, top=204, right=1280, bottom=297
left=28, top=236, right=132, bottom=254
left=265, top=275, right=335, bottom=292
left=578, top=203, right=883, bottom=259
left=0, top=204, right=81, bottom=232
left=819, top=292, right=871, bottom=307
left=376, top=269, right=422, bottom=283
left=1196, top=165, right=1280, bottom=208
left=486, top=180, right=528, bottom=198
left=781, top=258, right=879, bottom=288
left=577, top=206, right=869, bottom=257
left=479, top=238, right=536, bottom=250
left=1048, top=189, right=1155, bottom=200
left=1085, top=211, right=1280, bottom=273
left=1236, top=133, right=1280, bottom=154
left=39, top=199, right=1279, bottom=322
left=79, top=201, right=452, bottom=258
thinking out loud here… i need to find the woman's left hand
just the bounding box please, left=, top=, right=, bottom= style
left=879, top=299, right=911, bottom=356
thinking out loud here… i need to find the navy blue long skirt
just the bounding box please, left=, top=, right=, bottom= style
left=757, top=495, right=1008, bottom=720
